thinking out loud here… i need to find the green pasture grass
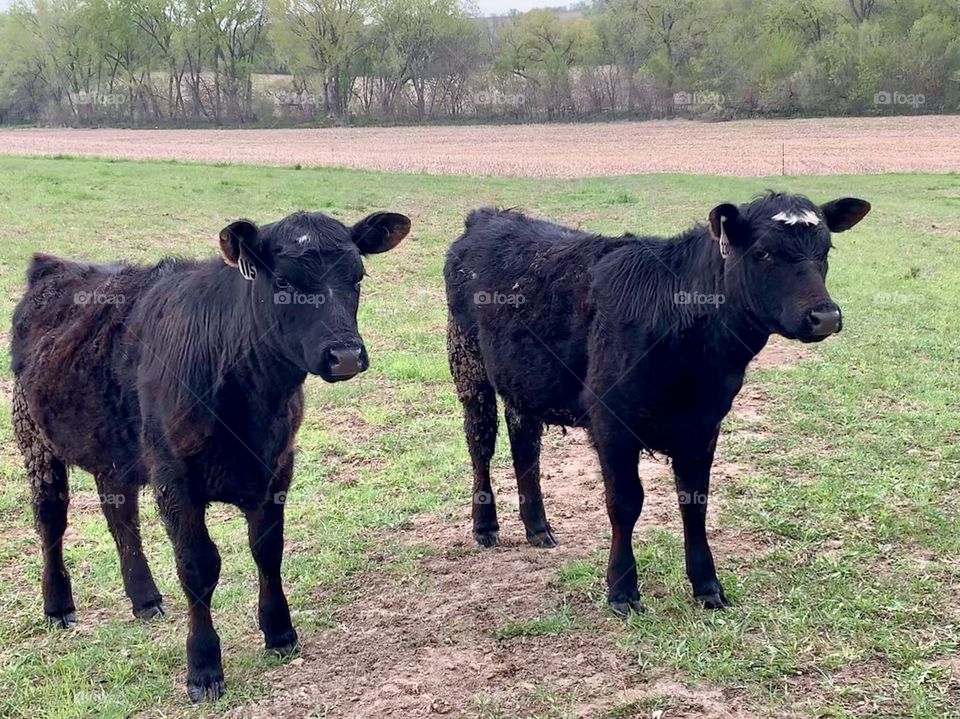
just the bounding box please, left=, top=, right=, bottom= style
left=0, top=156, right=956, bottom=717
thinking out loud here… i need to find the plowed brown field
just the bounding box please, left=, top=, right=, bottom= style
left=1, top=115, right=957, bottom=177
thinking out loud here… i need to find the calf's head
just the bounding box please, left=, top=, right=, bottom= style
left=219, top=210, right=410, bottom=381
left=709, top=193, right=870, bottom=342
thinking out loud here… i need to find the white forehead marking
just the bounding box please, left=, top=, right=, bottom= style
left=296, top=234, right=311, bottom=246
left=772, top=210, right=820, bottom=226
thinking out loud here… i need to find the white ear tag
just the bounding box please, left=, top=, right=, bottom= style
left=719, top=216, right=730, bottom=259
left=238, top=253, right=257, bottom=281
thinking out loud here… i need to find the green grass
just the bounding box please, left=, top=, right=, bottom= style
left=494, top=609, right=575, bottom=640
left=0, top=156, right=957, bottom=718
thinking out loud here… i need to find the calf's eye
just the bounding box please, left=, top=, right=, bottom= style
left=753, top=250, right=772, bottom=262
left=275, top=278, right=290, bottom=290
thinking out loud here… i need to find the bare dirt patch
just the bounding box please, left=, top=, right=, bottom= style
left=751, top=336, right=813, bottom=371
left=2, top=116, right=957, bottom=177
left=227, top=346, right=802, bottom=718
left=574, top=679, right=768, bottom=719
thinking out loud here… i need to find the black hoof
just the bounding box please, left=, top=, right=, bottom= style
left=473, top=530, right=499, bottom=548
left=526, top=525, right=557, bottom=548
left=607, top=598, right=644, bottom=618
left=46, top=611, right=77, bottom=629
left=187, top=676, right=225, bottom=703
left=695, top=591, right=731, bottom=610
left=269, top=642, right=299, bottom=658
left=267, top=641, right=300, bottom=658
left=266, top=629, right=300, bottom=657
left=134, top=600, right=165, bottom=621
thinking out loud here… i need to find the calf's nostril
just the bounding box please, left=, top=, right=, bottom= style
left=328, top=347, right=366, bottom=377
left=809, top=308, right=841, bottom=335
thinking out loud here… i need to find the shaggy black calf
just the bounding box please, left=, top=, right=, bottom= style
left=445, top=193, right=869, bottom=615
left=11, top=209, right=409, bottom=701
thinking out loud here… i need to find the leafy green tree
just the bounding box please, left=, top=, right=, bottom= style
left=269, top=0, right=370, bottom=118
left=495, top=9, right=595, bottom=117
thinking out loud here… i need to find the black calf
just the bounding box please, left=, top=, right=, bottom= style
left=11, top=209, right=409, bottom=700
left=444, top=193, right=870, bottom=614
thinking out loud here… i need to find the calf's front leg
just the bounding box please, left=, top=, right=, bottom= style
left=593, top=419, right=645, bottom=617
left=245, top=457, right=297, bottom=655
left=672, top=448, right=730, bottom=609
left=155, top=482, right=225, bottom=702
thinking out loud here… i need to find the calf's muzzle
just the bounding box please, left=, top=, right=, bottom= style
left=325, top=344, right=368, bottom=379
left=807, top=305, right=842, bottom=337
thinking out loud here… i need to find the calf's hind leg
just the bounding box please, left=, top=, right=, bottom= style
left=13, top=383, right=75, bottom=627
left=505, top=405, right=555, bottom=548
left=448, top=318, right=500, bottom=547
left=95, top=472, right=164, bottom=620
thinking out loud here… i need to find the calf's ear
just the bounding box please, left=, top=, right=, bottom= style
left=351, top=212, right=411, bottom=255
left=219, top=220, right=262, bottom=280
left=708, top=203, right=744, bottom=258
left=820, top=198, right=871, bottom=232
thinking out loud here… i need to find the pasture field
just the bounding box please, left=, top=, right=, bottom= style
left=0, top=157, right=957, bottom=719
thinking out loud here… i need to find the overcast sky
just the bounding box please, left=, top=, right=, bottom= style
left=0, top=0, right=567, bottom=14
left=471, top=0, right=567, bottom=13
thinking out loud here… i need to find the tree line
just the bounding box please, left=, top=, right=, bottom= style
left=0, top=0, right=957, bottom=127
